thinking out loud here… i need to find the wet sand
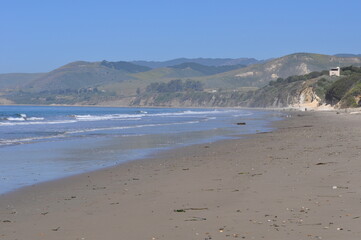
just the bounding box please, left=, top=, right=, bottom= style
left=1, top=110, right=361, bottom=240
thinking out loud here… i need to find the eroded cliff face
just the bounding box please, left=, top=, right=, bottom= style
left=293, top=86, right=322, bottom=109
left=0, top=97, right=14, bottom=105
left=130, top=92, right=252, bottom=108
left=129, top=78, right=330, bottom=109
left=247, top=78, right=333, bottom=110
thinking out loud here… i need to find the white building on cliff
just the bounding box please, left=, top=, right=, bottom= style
left=329, top=67, right=340, bottom=76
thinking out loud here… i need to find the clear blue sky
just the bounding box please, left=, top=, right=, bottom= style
left=1, top=0, right=360, bottom=73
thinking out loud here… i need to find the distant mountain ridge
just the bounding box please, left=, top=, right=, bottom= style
left=334, top=53, right=361, bottom=58
left=0, top=73, right=45, bottom=90
left=1, top=52, right=361, bottom=107
left=25, top=60, right=141, bottom=92
left=132, top=57, right=259, bottom=68
left=168, top=62, right=246, bottom=75
left=100, top=60, right=151, bottom=73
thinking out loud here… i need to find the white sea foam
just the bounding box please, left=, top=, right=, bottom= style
left=0, top=133, right=67, bottom=146
left=0, top=109, right=249, bottom=127
left=69, top=109, right=248, bottom=123
left=0, top=119, right=201, bottom=146
left=26, top=117, right=45, bottom=121
left=2, top=114, right=45, bottom=122
left=148, top=109, right=246, bottom=117
left=73, top=114, right=145, bottom=121
left=0, top=120, right=77, bottom=126
left=5, top=117, right=26, bottom=121
left=66, top=120, right=201, bottom=135
left=75, top=110, right=222, bottom=120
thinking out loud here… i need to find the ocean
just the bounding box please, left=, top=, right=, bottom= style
left=0, top=105, right=282, bottom=194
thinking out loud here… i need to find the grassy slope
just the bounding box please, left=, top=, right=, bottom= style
left=153, top=53, right=361, bottom=90
left=26, top=61, right=137, bottom=92
left=3, top=53, right=361, bottom=106
left=248, top=66, right=361, bottom=108
left=0, top=73, right=46, bottom=90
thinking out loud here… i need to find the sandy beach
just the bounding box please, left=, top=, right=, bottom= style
left=1, top=110, right=361, bottom=240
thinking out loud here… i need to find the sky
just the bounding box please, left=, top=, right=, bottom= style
left=1, top=0, right=360, bottom=73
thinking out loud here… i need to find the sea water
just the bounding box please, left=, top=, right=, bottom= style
left=0, top=105, right=282, bottom=194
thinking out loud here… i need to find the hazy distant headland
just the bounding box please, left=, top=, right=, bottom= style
left=1, top=53, right=361, bottom=109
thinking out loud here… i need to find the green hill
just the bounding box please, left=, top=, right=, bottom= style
left=132, top=57, right=259, bottom=68
left=131, top=62, right=246, bottom=82
left=191, top=53, right=361, bottom=89
left=100, top=60, right=151, bottom=73
left=169, top=62, right=246, bottom=75
left=248, top=66, right=361, bottom=108
left=2, top=53, right=361, bottom=106
left=25, top=61, right=142, bottom=92
left=0, top=73, right=45, bottom=90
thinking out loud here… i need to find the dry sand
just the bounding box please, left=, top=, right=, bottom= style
left=1, top=110, right=361, bottom=240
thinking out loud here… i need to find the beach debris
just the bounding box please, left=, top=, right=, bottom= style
left=316, top=162, right=335, bottom=166
left=51, top=227, right=60, bottom=231
left=271, top=223, right=280, bottom=228
left=41, top=212, right=49, bottom=215
left=187, top=208, right=208, bottom=210
left=2, top=220, right=12, bottom=223
left=236, top=122, right=246, bottom=125
left=174, top=208, right=208, bottom=213
left=238, top=172, right=249, bottom=175
left=251, top=173, right=263, bottom=177
left=336, top=227, right=343, bottom=231
left=92, top=186, right=106, bottom=190
left=64, top=196, right=77, bottom=200
left=185, top=217, right=206, bottom=221
left=174, top=209, right=186, bottom=213
left=182, top=168, right=189, bottom=171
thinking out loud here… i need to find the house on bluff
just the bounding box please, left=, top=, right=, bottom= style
left=329, top=67, right=340, bottom=76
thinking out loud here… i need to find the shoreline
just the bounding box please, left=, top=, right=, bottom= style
left=0, top=112, right=280, bottom=196
left=0, top=107, right=280, bottom=195
left=2, top=102, right=361, bottom=115
left=1, top=110, right=361, bottom=239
